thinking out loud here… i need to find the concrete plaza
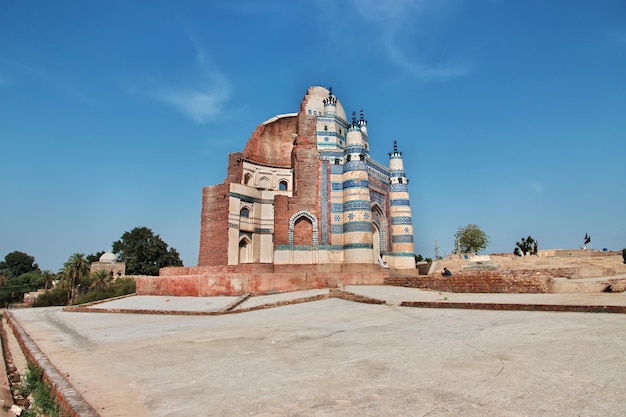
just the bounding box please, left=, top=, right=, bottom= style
left=5, top=286, right=626, bottom=416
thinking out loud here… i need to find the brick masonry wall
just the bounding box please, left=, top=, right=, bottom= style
left=161, top=262, right=385, bottom=276
left=242, top=116, right=297, bottom=167
left=161, top=264, right=275, bottom=276
left=293, top=217, right=313, bottom=245
left=271, top=112, right=322, bottom=247
left=273, top=195, right=289, bottom=245
left=384, top=269, right=574, bottom=293
left=198, top=183, right=230, bottom=266
left=225, top=152, right=243, bottom=184
left=135, top=265, right=389, bottom=297
left=291, top=147, right=320, bottom=203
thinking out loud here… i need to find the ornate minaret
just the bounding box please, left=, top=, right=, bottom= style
left=388, top=141, right=416, bottom=268
left=342, top=111, right=374, bottom=263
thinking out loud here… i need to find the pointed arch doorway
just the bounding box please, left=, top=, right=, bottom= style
left=373, top=223, right=381, bottom=263
left=371, top=204, right=387, bottom=263
left=238, top=237, right=252, bottom=263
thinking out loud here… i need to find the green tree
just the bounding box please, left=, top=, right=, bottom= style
left=414, top=254, right=433, bottom=264
left=0, top=270, right=43, bottom=306
left=89, top=269, right=113, bottom=291
left=62, top=253, right=91, bottom=305
left=454, top=224, right=490, bottom=254
left=112, top=226, right=183, bottom=275
left=514, top=236, right=537, bottom=256
left=41, top=270, right=56, bottom=291
left=0, top=269, right=10, bottom=287
left=0, top=250, right=39, bottom=278
left=86, top=251, right=106, bottom=263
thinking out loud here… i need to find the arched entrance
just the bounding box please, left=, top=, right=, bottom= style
left=238, top=237, right=252, bottom=263
left=373, top=223, right=381, bottom=263
left=371, top=204, right=387, bottom=261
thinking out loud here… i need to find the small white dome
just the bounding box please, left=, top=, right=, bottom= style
left=99, top=252, right=117, bottom=263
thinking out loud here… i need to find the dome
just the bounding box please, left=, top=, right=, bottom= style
left=99, top=252, right=117, bottom=263
left=301, top=86, right=348, bottom=122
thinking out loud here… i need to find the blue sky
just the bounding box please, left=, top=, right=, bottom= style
left=1, top=0, right=625, bottom=271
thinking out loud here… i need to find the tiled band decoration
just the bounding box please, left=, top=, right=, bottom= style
left=320, top=161, right=330, bottom=245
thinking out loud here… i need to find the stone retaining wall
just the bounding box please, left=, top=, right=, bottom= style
left=139, top=264, right=396, bottom=296
left=384, top=269, right=575, bottom=293
left=146, top=265, right=623, bottom=297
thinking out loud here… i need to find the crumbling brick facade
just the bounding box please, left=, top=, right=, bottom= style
left=194, top=86, right=417, bottom=269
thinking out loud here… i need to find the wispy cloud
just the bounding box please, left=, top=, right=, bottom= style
left=0, top=56, right=96, bottom=104
left=153, top=83, right=230, bottom=125
left=150, top=34, right=232, bottom=125
left=348, top=0, right=471, bottom=81
left=384, top=37, right=471, bottom=81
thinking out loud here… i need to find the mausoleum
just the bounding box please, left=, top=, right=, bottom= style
left=138, top=86, right=419, bottom=296
left=90, top=251, right=125, bottom=278
left=200, top=86, right=416, bottom=269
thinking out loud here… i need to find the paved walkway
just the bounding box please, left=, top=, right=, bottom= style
left=4, top=286, right=626, bottom=417
left=72, top=285, right=626, bottom=314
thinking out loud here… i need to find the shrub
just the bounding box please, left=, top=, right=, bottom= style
left=32, top=289, right=68, bottom=307
left=32, top=278, right=136, bottom=307
left=73, top=278, right=136, bottom=305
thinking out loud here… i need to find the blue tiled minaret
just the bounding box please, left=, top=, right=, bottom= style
left=342, top=111, right=374, bottom=263
left=388, top=141, right=416, bottom=268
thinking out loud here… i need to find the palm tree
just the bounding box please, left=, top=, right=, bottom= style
left=41, top=270, right=55, bottom=291
left=89, top=269, right=112, bottom=291
left=62, top=253, right=90, bottom=304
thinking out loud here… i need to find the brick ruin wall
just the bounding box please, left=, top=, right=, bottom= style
left=138, top=266, right=388, bottom=297
left=384, top=269, right=580, bottom=293
left=274, top=113, right=321, bottom=245
left=242, top=116, right=297, bottom=167
left=140, top=265, right=616, bottom=297
left=198, top=183, right=230, bottom=266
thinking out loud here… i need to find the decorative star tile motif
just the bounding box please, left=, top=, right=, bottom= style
left=348, top=213, right=355, bottom=220
left=404, top=227, right=409, bottom=233
left=364, top=212, right=369, bottom=219
left=334, top=215, right=341, bottom=222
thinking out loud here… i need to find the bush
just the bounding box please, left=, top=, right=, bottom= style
left=32, top=278, right=136, bottom=307
left=73, top=278, right=136, bottom=305
left=32, top=289, right=68, bottom=307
